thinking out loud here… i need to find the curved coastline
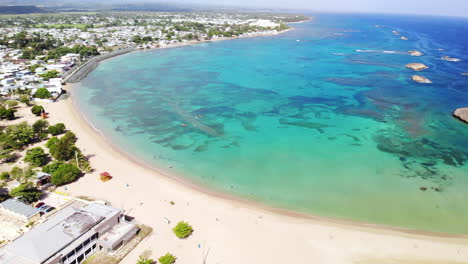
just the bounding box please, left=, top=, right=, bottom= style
left=50, top=22, right=468, bottom=263
left=63, top=44, right=468, bottom=238
left=48, top=82, right=468, bottom=264
left=63, top=27, right=296, bottom=83
left=66, top=85, right=468, bottom=238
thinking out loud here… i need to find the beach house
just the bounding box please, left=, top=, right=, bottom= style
left=0, top=202, right=139, bottom=264
left=0, top=199, right=41, bottom=222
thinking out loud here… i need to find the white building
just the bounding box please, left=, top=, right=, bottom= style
left=0, top=202, right=138, bottom=264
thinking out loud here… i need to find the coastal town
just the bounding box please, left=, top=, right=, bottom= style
left=0, top=11, right=308, bottom=264
left=0, top=12, right=306, bottom=95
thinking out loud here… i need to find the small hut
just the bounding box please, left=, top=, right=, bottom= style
left=100, top=172, right=112, bottom=182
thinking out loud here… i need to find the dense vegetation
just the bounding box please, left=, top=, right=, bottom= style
left=9, top=182, right=42, bottom=203
left=0, top=102, right=91, bottom=200
left=48, top=123, right=66, bottom=135
left=24, top=147, right=48, bottom=167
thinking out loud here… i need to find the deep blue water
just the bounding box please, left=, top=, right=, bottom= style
left=75, top=13, right=468, bottom=233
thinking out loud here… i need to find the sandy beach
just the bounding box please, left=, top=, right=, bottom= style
left=31, top=89, right=468, bottom=264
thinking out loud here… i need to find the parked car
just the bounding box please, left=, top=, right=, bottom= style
left=35, top=202, right=45, bottom=208
left=44, top=206, right=55, bottom=213
left=39, top=205, right=50, bottom=213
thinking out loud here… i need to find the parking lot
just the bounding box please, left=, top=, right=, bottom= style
left=40, top=191, right=73, bottom=209
left=0, top=213, right=26, bottom=242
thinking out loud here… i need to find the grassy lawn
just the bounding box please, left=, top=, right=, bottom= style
left=34, top=24, right=88, bottom=30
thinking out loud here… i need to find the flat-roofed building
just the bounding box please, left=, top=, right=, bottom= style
left=0, top=202, right=138, bottom=264
left=0, top=199, right=40, bottom=222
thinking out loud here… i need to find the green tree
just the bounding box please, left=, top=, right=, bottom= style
left=172, top=221, right=193, bottom=239
left=9, top=166, right=35, bottom=182
left=9, top=182, right=42, bottom=204
left=32, top=119, right=49, bottom=139
left=0, top=145, right=14, bottom=163
left=0, top=171, right=10, bottom=181
left=4, top=100, right=18, bottom=108
left=34, top=88, right=52, bottom=99
left=0, top=106, right=15, bottom=120
left=136, top=256, right=154, bottom=264
left=42, top=161, right=63, bottom=174
left=50, top=131, right=77, bottom=161
left=29, top=64, right=42, bottom=73
left=158, top=253, right=176, bottom=264
left=19, top=95, right=30, bottom=106
left=46, top=136, right=58, bottom=152
left=47, top=123, right=65, bottom=135
left=39, top=70, right=60, bottom=80
left=5, top=122, right=35, bottom=148
left=50, top=163, right=81, bottom=185
left=31, top=105, right=45, bottom=116
left=10, top=166, right=23, bottom=180
left=24, top=147, right=48, bottom=167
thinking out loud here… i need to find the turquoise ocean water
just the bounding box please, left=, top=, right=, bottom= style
left=75, top=14, right=468, bottom=233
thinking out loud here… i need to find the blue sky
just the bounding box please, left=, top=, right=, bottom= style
left=182, top=0, right=468, bottom=17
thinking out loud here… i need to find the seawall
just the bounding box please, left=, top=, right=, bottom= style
left=63, top=47, right=136, bottom=83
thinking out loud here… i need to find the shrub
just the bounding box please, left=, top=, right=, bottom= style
left=158, top=254, right=176, bottom=264
left=172, top=221, right=193, bottom=239
left=31, top=105, right=45, bottom=116
left=136, top=256, right=154, bottom=264
left=10, top=166, right=34, bottom=181
left=4, top=100, right=18, bottom=108
left=46, top=136, right=59, bottom=153
left=19, top=95, right=30, bottom=106
left=50, top=163, right=81, bottom=186
left=39, top=70, right=60, bottom=80
left=9, top=182, right=42, bottom=204
left=42, top=161, right=63, bottom=174
left=48, top=123, right=66, bottom=135
left=0, top=106, right=15, bottom=120
left=24, top=147, right=48, bottom=167
left=34, top=88, right=52, bottom=99
left=0, top=171, right=10, bottom=181
left=50, top=132, right=78, bottom=161
left=5, top=122, right=35, bottom=148
left=32, top=119, right=49, bottom=139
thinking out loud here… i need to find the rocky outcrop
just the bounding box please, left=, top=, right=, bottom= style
left=453, top=108, right=468, bottom=123
left=406, top=63, right=428, bottom=71
left=442, top=56, right=461, bottom=62
left=408, top=50, right=423, bottom=56
left=412, top=75, right=432, bottom=83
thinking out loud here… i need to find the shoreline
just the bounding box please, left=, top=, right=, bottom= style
left=67, top=85, right=468, bottom=239
left=64, top=27, right=295, bottom=83
left=46, top=86, right=468, bottom=264
left=45, top=20, right=468, bottom=262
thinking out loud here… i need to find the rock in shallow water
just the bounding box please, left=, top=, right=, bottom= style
left=442, top=56, right=461, bottom=62
left=412, top=75, right=432, bottom=83
left=453, top=107, right=468, bottom=123
left=408, top=50, right=424, bottom=56
left=406, top=63, right=428, bottom=71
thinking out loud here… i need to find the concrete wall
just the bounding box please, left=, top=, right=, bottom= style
left=63, top=48, right=135, bottom=83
